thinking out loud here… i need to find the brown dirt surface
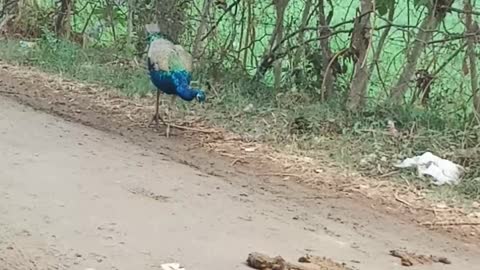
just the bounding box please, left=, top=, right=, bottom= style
left=1, top=61, right=480, bottom=268
left=1, top=61, right=479, bottom=244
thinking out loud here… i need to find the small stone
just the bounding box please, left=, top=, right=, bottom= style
left=435, top=202, right=448, bottom=209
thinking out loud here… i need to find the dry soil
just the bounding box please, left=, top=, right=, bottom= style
left=0, top=65, right=479, bottom=270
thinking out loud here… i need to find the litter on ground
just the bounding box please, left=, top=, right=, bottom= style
left=161, top=263, right=185, bottom=270
left=394, top=152, right=464, bottom=185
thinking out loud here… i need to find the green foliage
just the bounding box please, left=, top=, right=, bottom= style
left=458, top=178, right=480, bottom=200
left=414, top=0, right=432, bottom=8
left=377, top=0, right=395, bottom=16
left=0, top=38, right=150, bottom=97
left=33, top=28, right=80, bottom=71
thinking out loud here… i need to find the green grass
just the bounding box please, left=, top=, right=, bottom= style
left=1, top=37, right=479, bottom=205
left=1, top=38, right=151, bottom=97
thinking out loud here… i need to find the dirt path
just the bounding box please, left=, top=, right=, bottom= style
left=0, top=78, right=480, bottom=269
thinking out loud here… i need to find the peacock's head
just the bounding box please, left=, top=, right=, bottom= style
left=195, top=89, right=206, bottom=103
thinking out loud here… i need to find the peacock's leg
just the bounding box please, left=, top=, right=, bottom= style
left=148, top=90, right=166, bottom=129
left=165, top=95, right=176, bottom=138
left=170, top=95, right=177, bottom=111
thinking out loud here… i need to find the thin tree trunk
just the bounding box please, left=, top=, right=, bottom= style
left=346, top=0, right=373, bottom=111
left=0, top=0, right=19, bottom=21
left=105, top=0, right=116, bottom=41
left=318, top=0, right=334, bottom=100
left=155, top=0, right=187, bottom=43
left=390, top=0, right=453, bottom=103
left=273, top=0, right=289, bottom=90
left=292, top=0, right=312, bottom=84
left=244, top=0, right=254, bottom=67
left=1, top=0, right=37, bottom=33
left=15, top=0, right=26, bottom=23
left=237, top=1, right=246, bottom=61
left=464, top=0, right=480, bottom=114
left=369, top=5, right=394, bottom=77
left=126, top=0, right=134, bottom=47
left=367, top=2, right=395, bottom=95
left=55, top=0, right=74, bottom=38
left=254, top=0, right=289, bottom=81
left=192, top=0, right=213, bottom=66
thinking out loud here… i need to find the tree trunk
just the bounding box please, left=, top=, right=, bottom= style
left=0, top=0, right=19, bottom=20
left=254, top=0, right=289, bottom=82
left=155, top=0, right=188, bottom=43
left=292, top=0, right=312, bottom=84
left=126, top=0, right=134, bottom=48
left=133, top=1, right=156, bottom=53
left=369, top=4, right=395, bottom=83
left=273, top=0, right=289, bottom=90
left=390, top=0, right=453, bottom=103
left=105, top=0, right=116, bottom=41
left=55, top=0, right=74, bottom=39
left=0, top=0, right=37, bottom=33
left=318, top=0, right=334, bottom=101
left=192, top=0, right=213, bottom=66
left=346, top=0, right=373, bottom=111
left=0, top=0, right=14, bottom=32
left=464, top=0, right=480, bottom=114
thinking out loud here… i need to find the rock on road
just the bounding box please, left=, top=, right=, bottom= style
left=0, top=96, right=479, bottom=270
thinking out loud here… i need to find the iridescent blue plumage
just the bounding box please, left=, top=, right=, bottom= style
left=145, top=29, right=206, bottom=136
left=147, top=58, right=204, bottom=102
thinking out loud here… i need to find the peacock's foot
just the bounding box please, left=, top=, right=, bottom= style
left=148, top=113, right=166, bottom=129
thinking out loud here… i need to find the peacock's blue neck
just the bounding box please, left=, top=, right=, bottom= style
left=176, top=83, right=199, bottom=101
left=146, top=32, right=175, bottom=45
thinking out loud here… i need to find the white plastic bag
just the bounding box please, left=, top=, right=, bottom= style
left=161, top=263, right=185, bottom=270
left=394, top=152, right=464, bottom=185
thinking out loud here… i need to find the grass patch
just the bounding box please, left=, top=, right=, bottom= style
left=1, top=37, right=479, bottom=204
left=0, top=38, right=151, bottom=97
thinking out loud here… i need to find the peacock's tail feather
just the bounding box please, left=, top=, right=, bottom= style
left=149, top=69, right=199, bottom=101
left=172, top=45, right=193, bottom=72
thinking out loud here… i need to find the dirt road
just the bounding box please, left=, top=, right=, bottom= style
left=0, top=94, right=480, bottom=269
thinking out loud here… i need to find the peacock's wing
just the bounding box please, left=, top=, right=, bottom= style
left=147, top=38, right=193, bottom=74
left=172, top=45, right=193, bottom=73
left=147, top=39, right=176, bottom=72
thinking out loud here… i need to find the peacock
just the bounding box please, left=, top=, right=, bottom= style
left=145, top=25, right=206, bottom=137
